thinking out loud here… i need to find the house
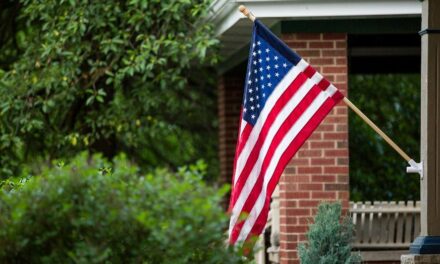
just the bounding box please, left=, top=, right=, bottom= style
left=210, top=1, right=422, bottom=263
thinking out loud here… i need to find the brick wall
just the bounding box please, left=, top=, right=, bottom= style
left=278, top=33, right=349, bottom=264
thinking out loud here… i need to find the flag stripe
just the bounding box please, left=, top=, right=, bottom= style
left=235, top=90, right=338, bottom=243
left=242, top=94, right=341, bottom=242
left=233, top=60, right=309, bottom=186
left=229, top=84, right=323, bottom=243
left=230, top=72, right=309, bottom=208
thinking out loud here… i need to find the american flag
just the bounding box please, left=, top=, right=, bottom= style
left=228, top=20, right=344, bottom=245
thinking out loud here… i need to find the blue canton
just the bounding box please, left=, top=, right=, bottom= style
left=243, top=34, right=294, bottom=125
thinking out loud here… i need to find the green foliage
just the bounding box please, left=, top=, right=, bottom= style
left=0, top=152, right=248, bottom=263
left=298, top=202, right=361, bottom=264
left=349, top=74, right=420, bottom=201
left=0, top=0, right=219, bottom=179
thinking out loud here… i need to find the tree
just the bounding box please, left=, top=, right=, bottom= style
left=349, top=74, right=420, bottom=201
left=298, top=202, right=361, bottom=264
left=0, top=0, right=219, bottom=179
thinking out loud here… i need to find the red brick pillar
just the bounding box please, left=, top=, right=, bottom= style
left=278, top=33, right=349, bottom=264
left=218, top=67, right=245, bottom=195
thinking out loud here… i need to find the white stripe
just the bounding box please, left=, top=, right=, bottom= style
left=233, top=59, right=309, bottom=187
left=235, top=85, right=337, bottom=243
left=228, top=75, right=319, bottom=238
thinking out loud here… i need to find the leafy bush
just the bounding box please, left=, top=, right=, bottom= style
left=0, top=152, right=246, bottom=263
left=0, top=0, right=219, bottom=179
left=298, top=202, right=361, bottom=264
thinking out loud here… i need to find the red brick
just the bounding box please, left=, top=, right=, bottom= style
left=312, top=191, right=337, bottom=199
left=324, top=166, right=349, bottom=174
left=280, top=216, right=298, bottom=225
left=299, top=200, right=321, bottom=207
left=312, top=175, right=336, bottom=183
left=311, top=158, right=335, bottom=165
left=322, top=49, right=346, bottom=57
left=337, top=175, right=349, bottom=183
left=298, top=149, right=322, bottom=157
left=280, top=200, right=298, bottom=208
left=309, top=58, right=335, bottom=65
left=282, top=208, right=311, bottom=216
left=297, top=167, right=322, bottom=174
left=281, top=225, right=309, bottom=233
left=316, top=124, right=335, bottom=132
left=325, top=183, right=348, bottom=191
left=310, top=141, right=335, bottom=149
left=324, top=132, right=348, bottom=140
left=289, top=158, right=310, bottom=166
left=283, top=175, right=310, bottom=183
left=299, top=183, right=323, bottom=191
left=325, top=149, right=348, bottom=157
left=336, top=41, right=347, bottom=49
left=309, top=41, right=335, bottom=49
left=337, top=157, right=349, bottom=165
left=281, top=191, right=310, bottom=199
left=322, top=66, right=347, bottom=74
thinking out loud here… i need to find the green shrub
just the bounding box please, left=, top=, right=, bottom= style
left=298, top=202, right=361, bottom=264
left=0, top=152, right=246, bottom=263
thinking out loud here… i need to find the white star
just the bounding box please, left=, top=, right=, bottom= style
left=262, top=84, right=265, bottom=89
left=267, top=74, right=271, bottom=78
left=268, top=82, right=272, bottom=87
left=252, top=51, right=257, bottom=57
left=256, top=95, right=259, bottom=99
left=265, top=48, right=270, bottom=53
left=283, top=63, right=287, bottom=68
left=257, top=41, right=261, bottom=46
left=259, top=67, right=263, bottom=72
left=256, top=87, right=259, bottom=91
left=263, top=93, right=266, bottom=97
left=248, top=80, right=252, bottom=84
left=274, top=56, right=279, bottom=60
left=249, top=88, right=253, bottom=93
left=266, top=65, right=271, bottom=70
left=258, top=50, right=261, bottom=54
left=243, top=108, right=247, bottom=112
left=266, top=57, right=270, bottom=62
left=257, top=104, right=260, bottom=108
left=253, top=43, right=256, bottom=47
left=258, top=58, right=262, bottom=63
left=252, top=114, right=256, bottom=119
left=250, top=97, right=254, bottom=102
left=275, top=72, right=279, bottom=77
left=251, top=106, right=255, bottom=110
left=253, top=60, right=257, bottom=65
left=260, top=76, right=264, bottom=80
left=275, top=64, right=279, bottom=69
left=254, top=69, right=257, bottom=74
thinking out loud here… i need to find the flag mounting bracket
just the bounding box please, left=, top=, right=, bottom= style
left=407, top=160, right=423, bottom=179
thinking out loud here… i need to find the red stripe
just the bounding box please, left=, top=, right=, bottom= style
left=303, top=65, right=316, bottom=78
left=243, top=95, right=342, bottom=242
left=229, top=85, right=322, bottom=244
left=236, top=124, right=252, bottom=158
left=230, top=72, right=308, bottom=209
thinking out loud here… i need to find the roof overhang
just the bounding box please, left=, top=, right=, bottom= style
left=209, top=0, right=422, bottom=71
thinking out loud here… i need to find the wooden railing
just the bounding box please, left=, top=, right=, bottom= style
left=257, top=200, right=421, bottom=264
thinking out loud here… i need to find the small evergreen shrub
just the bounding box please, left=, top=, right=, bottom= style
left=298, top=202, right=361, bottom=264
left=0, top=152, right=247, bottom=263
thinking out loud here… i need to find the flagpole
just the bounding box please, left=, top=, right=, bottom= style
left=238, top=5, right=422, bottom=174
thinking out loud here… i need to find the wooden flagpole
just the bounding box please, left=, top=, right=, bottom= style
left=238, top=5, right=413, bottom=163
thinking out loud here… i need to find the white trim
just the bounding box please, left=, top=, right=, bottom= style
left=211, top=0, right=421, bottom=36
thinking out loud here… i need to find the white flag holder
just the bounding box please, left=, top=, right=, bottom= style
left=238, top=5, right=423, bottom=179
